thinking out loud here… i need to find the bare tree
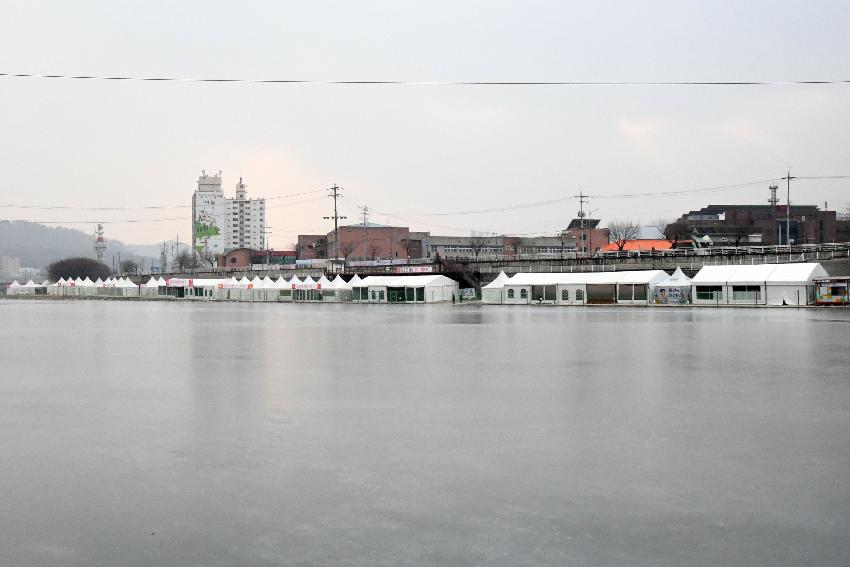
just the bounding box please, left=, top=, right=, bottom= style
left=607, top=220, right=641, bottom=250
left=314, top=237, right=328, bottom=259
left=175, top=250, right=200, bottom=269
left=663, top=221, right=690, bottom=247
left=340, top=242, right=356, bottom=262
left=732, top=225, right=753, bottom=247
left=503, top=236, right=526, bottom=256
left=469, top=231, right=492, bottom=260
left=120, top=259, right=140, bottom=274
left=651, top=218, right=672, bottom=238
left=368, top=243, right=380, bottom=260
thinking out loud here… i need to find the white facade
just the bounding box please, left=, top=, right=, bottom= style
left=692, top=263, right=829, bottom=306
left=352, top=275, right=460, bottom=303
left=497, top=270, right=668, bottom=305
left=192, top=172, right=266, bottom=259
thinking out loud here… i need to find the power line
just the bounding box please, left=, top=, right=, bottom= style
left=3, top=72, right=850, bottom=87
left=0, top=187, right=328, bottom=211
left=375, top=178, right=781, bottom=217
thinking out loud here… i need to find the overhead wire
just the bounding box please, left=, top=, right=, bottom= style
left=3, top=72, right=850, bottom=87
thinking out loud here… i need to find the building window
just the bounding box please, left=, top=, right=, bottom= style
left=695, top=285, right=723, bottom=301
left=561, top=289, right=569, bottom=301
left=507, top=288, right=514, bottom=299
left=732, top=285, right=761, bottom=302
left=576, top=289, right=584, bottom=302
left=520, top=288, right=528, bottom=299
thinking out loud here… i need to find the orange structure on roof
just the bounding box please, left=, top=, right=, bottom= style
left=602, top=239, right=674, bottom=252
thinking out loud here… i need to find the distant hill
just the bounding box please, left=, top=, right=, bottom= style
left=0, top=221, right=186, bottom=269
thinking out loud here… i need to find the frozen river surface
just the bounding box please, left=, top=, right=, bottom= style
left=1, top=300, right=849, bottom=566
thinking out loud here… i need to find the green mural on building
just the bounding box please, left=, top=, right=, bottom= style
left=194, top=211, right=220, bottom=253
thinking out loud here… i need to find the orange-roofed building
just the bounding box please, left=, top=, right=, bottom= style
left=602, top=239, right=674, bottom=252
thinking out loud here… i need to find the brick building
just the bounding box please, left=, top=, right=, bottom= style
left=679, top=204, right=837, bottom=246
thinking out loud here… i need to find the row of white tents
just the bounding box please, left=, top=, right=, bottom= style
left=482, top=263, right=829, bottom=306
left=38, top=273, right=461, bottom=303
left=5, top=279, right=51, bottom=295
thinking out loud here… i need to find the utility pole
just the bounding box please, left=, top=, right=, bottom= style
left=359, top=204, right=370, bottom=260
left=573, top=190, right=591, bottom=256
left=323, top=184, right=346, bottom=260
left=781, top=170, right=795, bottom=247
left=575, top=190, right=590, bottom=228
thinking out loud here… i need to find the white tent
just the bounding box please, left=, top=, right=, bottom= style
left=692, top=263, right=828, bottom=306
left=274, top=276, right=289, bottom=289
left=652, top=267, right=692, bottom=304
left=349, top=274, right=362, bottom=286
left=482, top=271, right=511, bottom=304
left=95, top=277, right=105, bottom=287
left=502, top=270, right=667, bottom=305
left=317, top=274, right=352, bottom=302
left=260, top=276, right=275, bottom=288
left=250, top=276, right=263, bottom=288
left=6, top=280, right=22, bottom=296
left=353, top=275, right=460, bottom=303
left=23, top=280, right=38, bottom=288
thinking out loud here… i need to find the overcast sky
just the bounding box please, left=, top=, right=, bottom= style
left=1, top=1, right=849, bottom=247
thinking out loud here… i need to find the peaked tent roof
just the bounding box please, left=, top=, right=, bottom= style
left=349, top=274, right=362, bottom=285
left=656, top=267, right=692, bottom=287
left=483, top=271, right=511, bottom=289
left=23, top=280, right=38, bottom=287
left=9, top=280, right=21, bottom=288
left=331, top=275, right=350, bottom=289
left=316, top=275, right=333, bottom=288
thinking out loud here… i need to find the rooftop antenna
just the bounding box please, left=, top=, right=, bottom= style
left=768, top=184, right=779, bottom=207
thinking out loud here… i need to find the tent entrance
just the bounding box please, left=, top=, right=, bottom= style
left=388, top=287, right=406, bottom=302
left=531, top=285, right=556, bottom=302
left=586, top=284, right=615, bottom=304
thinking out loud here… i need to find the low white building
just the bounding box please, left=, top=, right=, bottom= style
left=692, top=262, right=828, bottom=306
left=352, top=275, right=459, bottom=303
left=498, top=270, right=668, bottom=305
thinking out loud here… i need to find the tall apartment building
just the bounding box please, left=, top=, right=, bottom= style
left=192, top=171, right=266, bottom=257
